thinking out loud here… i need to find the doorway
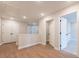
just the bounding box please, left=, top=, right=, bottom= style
left=46, top=20, right=55, bottom=48
left=46, top=21, right=50, bottom=45
left=60, top=12, right=77, bottom=55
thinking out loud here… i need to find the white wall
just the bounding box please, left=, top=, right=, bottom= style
left=39, top=19, right=46, bottom=45
left=39, top=4, right=79, bottom=56
left=0, top=18, right=1, bottom=45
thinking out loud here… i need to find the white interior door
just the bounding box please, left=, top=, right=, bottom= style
left=2, top=20, right=19, bottom=43
left=61, top=17, right=68, bottom=50
left=11, top=21, right=19, bottom=42
left=60, top=12, right=77, bottom=55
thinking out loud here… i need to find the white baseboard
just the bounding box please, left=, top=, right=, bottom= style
left=18, top=42, right=41, bottom=49
left=0, top=43, right=3, bottom=45
left=41, top=42, right=46, bottom=45
left=76, top=54, right=79, bottom=57
left=2, top=41, right=16, bottom=44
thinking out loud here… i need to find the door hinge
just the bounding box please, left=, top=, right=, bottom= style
left=60, top=44, right=61, bottom=47
left=60, top=32, right=61, bottom=35
left=60, top=20, right=61, bottom=22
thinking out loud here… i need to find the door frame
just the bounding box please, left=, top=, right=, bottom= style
left=60, top=17, right=68, bottom=50
left=60, top=11, right=77, bottom=55
left=46, top=19, right=54, bottom=46
left=60, top=17, right=62, bottom=50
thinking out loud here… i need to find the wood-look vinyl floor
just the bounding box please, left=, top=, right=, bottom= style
left=0, top=43, right=78, bottom=58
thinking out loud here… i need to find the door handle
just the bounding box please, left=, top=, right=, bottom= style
left=10, top=33, right=14, bottom=35
left=66, top=33, right=70, bottom=35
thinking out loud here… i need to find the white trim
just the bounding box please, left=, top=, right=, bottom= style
left=41, top=42, right=46, bottom=45
left=0, top=42, right=4, bottom=45
left=18, top=42, right=41, bottom=49
left=2, top=41, right=16, bottom=44
left=0, top=43, right=3, bottom=45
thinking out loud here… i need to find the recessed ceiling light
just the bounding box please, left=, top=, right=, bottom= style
left=66, top=1, right=72, bottom=2
left=10, top=17, right=15, bottom=20
left=40, top=13, right=45, bottom=16
left=36, top=1, right=41, bottom=2
left=23, top=16, right=27, bottom=19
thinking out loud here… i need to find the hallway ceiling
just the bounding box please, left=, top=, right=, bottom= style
left=0, top=1, right=78, bottom=22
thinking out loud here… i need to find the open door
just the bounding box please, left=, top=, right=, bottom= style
left=60, top=12, right=77, bottom=55
left=46, top=20, right=56, bottom=48
left=60, top=17, right=68, bottom=50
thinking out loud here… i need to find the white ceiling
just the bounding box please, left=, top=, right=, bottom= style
left=0, top=1, right=78, bottom=22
